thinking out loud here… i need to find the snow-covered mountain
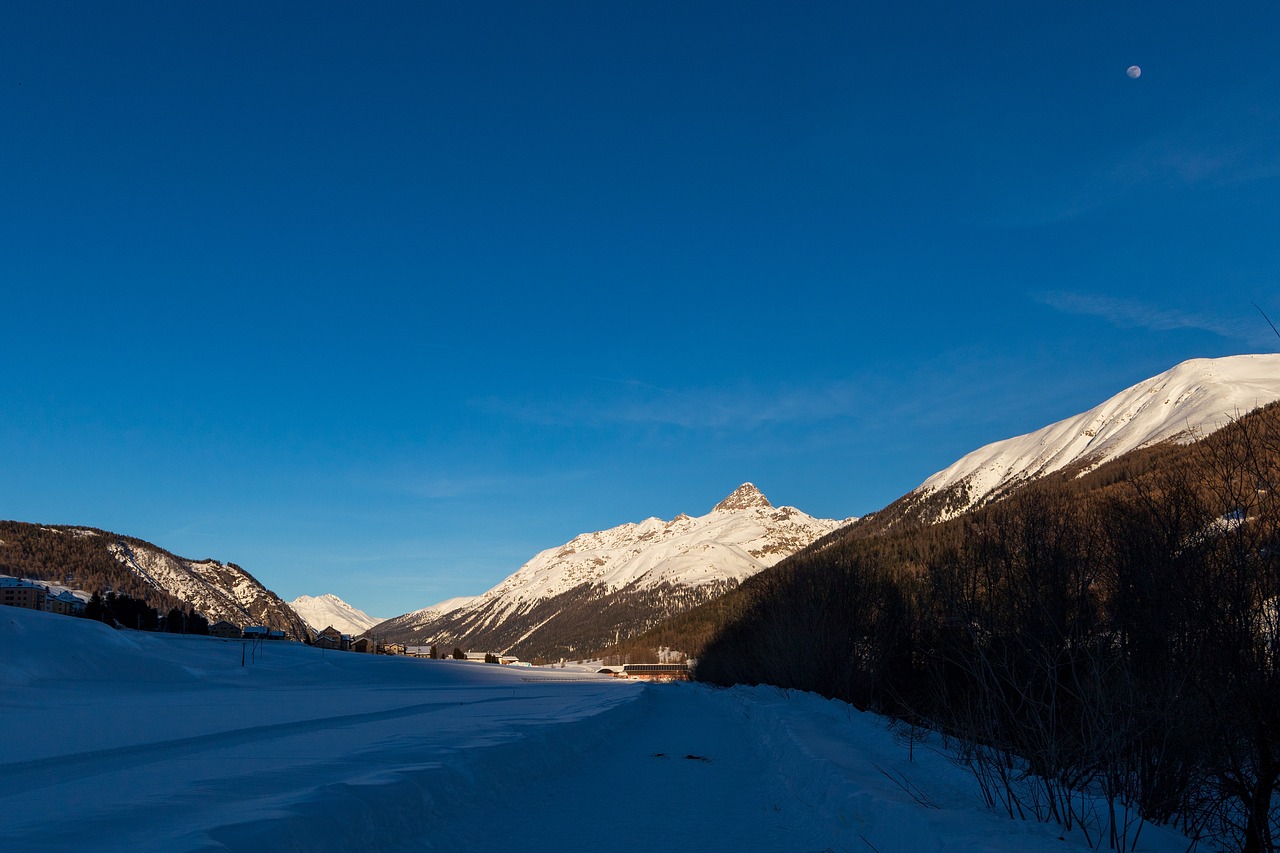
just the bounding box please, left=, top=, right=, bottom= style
left=898, top=354, right=1280, bottom=524
left=289, top=594, right=385, bottom=636
left=371, top=484, right=853, bottom=659
left=103, top=538, right=311, bottom=639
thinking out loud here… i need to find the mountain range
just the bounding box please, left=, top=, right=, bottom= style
left=367, top=483, right=853, bottom=660
left=8, top=354, right=1279, bottom=660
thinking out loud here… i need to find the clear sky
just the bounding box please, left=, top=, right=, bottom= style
left=3, top=2, right=1278, bottom=618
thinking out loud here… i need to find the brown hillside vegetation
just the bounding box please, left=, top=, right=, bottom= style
left=0, top=522, right=187, bottom=613
left=690, top=401, right=1280, bottom=851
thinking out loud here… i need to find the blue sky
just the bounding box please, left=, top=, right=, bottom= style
left=3, top=2, right=1278, bottom=618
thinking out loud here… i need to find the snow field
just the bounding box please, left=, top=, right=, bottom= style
left=0, top=608, right=639, bottom=852
left=1, top=608, right=1194, bottom=852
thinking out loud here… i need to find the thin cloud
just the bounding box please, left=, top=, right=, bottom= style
left=398, top=472, right=580, bottom=500
left=1007, top=96, right=1280, bottom=226
left=475, top=381, right=870, bottom=432
left=1035, top=291, right=1255, bottom=340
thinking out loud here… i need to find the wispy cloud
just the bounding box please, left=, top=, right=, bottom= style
left=1008, top=96, right=1280, bottom=225
left=474, top=379, right=871, bottom=433
left=400, top=472, right=547, bottom=500
left=1035, top=291, right=1258, bottom=340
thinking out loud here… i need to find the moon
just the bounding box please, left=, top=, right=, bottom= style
left=1127, top=65, right=1141, bottom=79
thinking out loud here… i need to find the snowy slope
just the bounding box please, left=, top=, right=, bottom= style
left=290, top=593, right=385, bottom=635
left=0, top=606, right=1194, bottom=852
left=105, top=538, right=310, bottom=638
left=482, top=483, right=844, bottom=609
left=373, top=484, right=853, bottom=655
left=398, top=594, right=478, bottom=623
left=913, top=354, right=1280, bottom=521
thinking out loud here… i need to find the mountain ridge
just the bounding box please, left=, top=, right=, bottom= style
left=883, top=353, right=1280, bottom=527
left=369, top=483, right=853, bottom=659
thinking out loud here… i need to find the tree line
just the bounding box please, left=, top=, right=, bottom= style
left=83, top=590, right=211, bottom=635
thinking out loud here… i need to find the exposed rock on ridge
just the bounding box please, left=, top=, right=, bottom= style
left=713, top=482, right=772, bottom=512
left=106, top=540, right=310, bottom=638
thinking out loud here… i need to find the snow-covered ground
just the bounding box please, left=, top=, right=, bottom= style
left=1, top=607, right=1192, bottom=852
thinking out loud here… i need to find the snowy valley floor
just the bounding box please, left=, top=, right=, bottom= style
left=2, top=608, right=1193, bottom=852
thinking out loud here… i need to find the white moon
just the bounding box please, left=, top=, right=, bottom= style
left=1127, top=65, right=1142, bottom=78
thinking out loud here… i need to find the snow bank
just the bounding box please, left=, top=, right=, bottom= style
left=724, top=684, right=1191, bottom=852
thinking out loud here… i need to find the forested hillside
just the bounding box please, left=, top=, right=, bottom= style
left=0, top=523, right=187, bottom=611
left=0, top=522, right=308, bottom=637
left=693, top=401, right=1280, bottom=851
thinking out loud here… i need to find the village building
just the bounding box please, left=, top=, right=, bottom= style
left=209, top=621, right=242, bottom=639
left=0, top=579, right=46, bottom=611
left=46, top=590, right=87, bottom=616
left=314, top=626, right=351, bottom=651
left=616, top=663, right=690, bottom=682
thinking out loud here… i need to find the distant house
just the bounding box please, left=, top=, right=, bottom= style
left=209, top=621, right=242, bottom=639
left=242, top=626, right=269, bottom=640
left=351, top=637, right=374, bottom=654
left=314, top=626, right=351, bottom=651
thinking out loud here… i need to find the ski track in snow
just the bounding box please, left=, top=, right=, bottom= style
left=1, top=608, right=1192, bottom=852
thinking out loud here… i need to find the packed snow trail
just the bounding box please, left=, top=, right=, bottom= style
left=417, top=683, right=836, bottom=852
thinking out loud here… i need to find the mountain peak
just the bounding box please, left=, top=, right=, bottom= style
left=713, top=483, right=772, bottom=512
left=289, top=593, right=383, bottom=635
